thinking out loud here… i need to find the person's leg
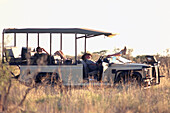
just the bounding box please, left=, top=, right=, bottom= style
left=107, top=46, right=126, bottom=58
left=121, top=46, right=127, bottom=55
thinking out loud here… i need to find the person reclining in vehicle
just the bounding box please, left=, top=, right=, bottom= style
left=54, top=50, right=72, bottom=65
left=82, top=52, right=103, bottom=81
left=54, top=50, right=67, bottom=61
left=81, top=47, right=127, bottom=81
left=34, top=47, right=50, bottom=65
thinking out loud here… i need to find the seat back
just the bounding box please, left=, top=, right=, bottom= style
left=21, top=47, right=36, bottom=65
left=4, top=48, right=14, bottom=62
left=4, top=47, right=22, bottom=65
left=5, top=48, right=14, bottom=56
left=21, top=47, right=27, bottom=60
left=5, top=47, right=21, bottom=58
left=81, top=60, right=89, bottom=79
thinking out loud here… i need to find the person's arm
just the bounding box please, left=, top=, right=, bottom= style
left=59, top=50, right=67, bottom=60
left=41, top=48, right=49, bottom=55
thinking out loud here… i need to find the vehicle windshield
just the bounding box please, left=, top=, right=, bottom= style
left=108, top=56, right=132, bottom=64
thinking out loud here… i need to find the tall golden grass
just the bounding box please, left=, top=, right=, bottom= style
left=5, top=77, right=169, bottom=113
left=0, top=55, right=170, bottom=113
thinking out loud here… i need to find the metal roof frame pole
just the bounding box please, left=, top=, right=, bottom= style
left=2, top=32, right=4, bottom=63
left=14, top=33, right=16, bottom=47
left=60, top=33, right=62, bottom=50
left=85, top=34, right=87, bottom=53
left=37, top=33, right=39, bottom=47
left=75, top=33, right=77, bottom=64
left=50, top=33, right=52, bottom=64
left=26, top=33, right=28, bottom=52
left=50, top=33, right=52, bottom=56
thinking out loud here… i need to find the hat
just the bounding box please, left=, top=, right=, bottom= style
left=36, top=46, right=41, bottom=52
left=81, top=53, right=92, bottom=60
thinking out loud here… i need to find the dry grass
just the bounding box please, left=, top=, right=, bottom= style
left=3, top=75, right=169, bottom=113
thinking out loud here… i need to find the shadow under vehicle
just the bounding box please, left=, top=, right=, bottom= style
left=2, top=28, right=161, bottom=86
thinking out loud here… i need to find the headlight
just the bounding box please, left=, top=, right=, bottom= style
left=144, top=68, right=148, bottom=72
left=143, top=68, right=150, bottom=78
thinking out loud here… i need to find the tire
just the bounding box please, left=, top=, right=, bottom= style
left=116, top=71, right=128, bottom=84
left=35, top=72, right=61, bottom=85
left=117, top=71, right=142, bottom=86
left=131, top=72, right=142, bottom=86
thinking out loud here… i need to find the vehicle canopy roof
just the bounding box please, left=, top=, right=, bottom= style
left=2, top=28, right=117, bottom=64
left=3, top=28, right=116, bottom=38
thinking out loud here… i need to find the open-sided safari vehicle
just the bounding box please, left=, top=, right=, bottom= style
left=2, top=28, right=161, bottom=86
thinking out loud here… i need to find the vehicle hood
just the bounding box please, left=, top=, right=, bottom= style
left=124, top=63, right=150, bottom=68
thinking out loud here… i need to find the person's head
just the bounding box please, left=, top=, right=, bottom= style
left=36, top=47, right=42, bottom=53
left=81, top=53, right=92, bottom=60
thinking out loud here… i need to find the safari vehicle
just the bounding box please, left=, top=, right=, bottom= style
left=2, top=28, right=161, bottom=86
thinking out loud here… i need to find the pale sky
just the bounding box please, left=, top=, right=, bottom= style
left=0, top=0, right=170, bottom=56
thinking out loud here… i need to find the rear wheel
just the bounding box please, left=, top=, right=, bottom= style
left=35, top=72, right=62, bottom=85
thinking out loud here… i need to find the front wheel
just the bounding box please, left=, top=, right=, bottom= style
left=117, top=71, right=142, bottom=86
